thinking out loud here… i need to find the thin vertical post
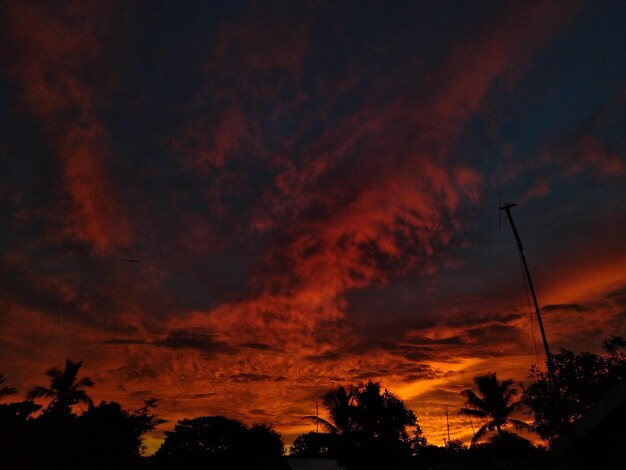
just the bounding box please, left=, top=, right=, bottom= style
left=500, top=203, right=555, bottom=378
left=446, top=406, right=451, bottom=444
left=316, top=401, right=319, bottom=433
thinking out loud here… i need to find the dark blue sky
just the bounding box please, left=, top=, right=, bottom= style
left=2, top=0, right=625, bottom=450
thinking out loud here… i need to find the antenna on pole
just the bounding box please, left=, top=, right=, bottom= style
left=445, top=405, right=451, bottom=445
left=498, top=192, right=502, bottom=230
left=316, top=401, right=319, bottom=434
left=499, top=202, right=555, bottom=380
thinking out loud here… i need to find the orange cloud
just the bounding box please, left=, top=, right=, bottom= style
left=5, top=0, right=622, bottom=455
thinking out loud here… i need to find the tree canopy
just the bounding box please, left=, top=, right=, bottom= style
left=0, top=374, right=17, bottom=400
left=27, top=359, right=94, bottom=414
left=523, top=335, right=626, bottom=443
left=459, top=372, right=531, bottom=445
left=155, top=415, right=283, bottom=469
left=302, top=380, right=421, bottom=470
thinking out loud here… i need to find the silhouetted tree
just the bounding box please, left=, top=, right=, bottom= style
left=289, top=431, right=340, bottom=458
left=74, top=400, right=164, bottom=468
left=303, top=385, right=353, bottom=434
left=408, top=423, right=428, bottom=458
left=459, top=372, right=531, bottom=445
left=13, top=397, right=163, bottom=470
left=305, top=381, right=420, bottom=470
left=445, top=439, right=467, bottom=453
left=0, top=399, right=41, bottom=467
left=0, top=373, right=17, bottom=400
left=523, top=336, right=626, bottom=444
left=246, top=423, right=284, bottom=461
left=155, top=415, right=283, bottom=469
left=27, top=359, right=94, bottom=414
left=474, top=431, right=543, bottom=460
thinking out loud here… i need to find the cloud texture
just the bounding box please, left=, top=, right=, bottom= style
left=2, top=0, right=626, bottom=450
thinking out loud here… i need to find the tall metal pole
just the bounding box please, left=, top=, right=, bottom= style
left=445, top=405, right=451, bottom=445
left=500, top=203, right=555, bottom=377
left=316, top=401, right=319, bottom=433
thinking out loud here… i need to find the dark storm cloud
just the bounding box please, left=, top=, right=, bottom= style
left=108, top=366, right=158, bottom=382
left=190, top=393, right=217, bottom=399
left=230, top=373, right=273, bottom=383
left=239, top=342, right=280, bottom=351
left=306, top=352, right=342, bottom=362
left=103, top=338, right=146, bottom=346
left=153, top=329, right=236, bottom=357
left=543, top=303, right=588, bottom=313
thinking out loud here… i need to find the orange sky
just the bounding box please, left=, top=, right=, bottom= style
left=2, top=0, right=626, bottom=454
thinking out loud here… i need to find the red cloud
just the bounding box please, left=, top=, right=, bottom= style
left=6, top=0, right=617, bottom=455
left=6, top=2, right=130, bottom=253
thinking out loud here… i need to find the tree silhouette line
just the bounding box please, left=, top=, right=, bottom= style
left=1, top=336, right=624, bottom=469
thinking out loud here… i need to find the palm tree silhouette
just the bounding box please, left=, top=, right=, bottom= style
left=303, top=385, right=354, bottom=434
left=27, top=359, right=94, bottom=414
left=459, top=372, right=531, bottom=445
left=0, top=374, right=17, bottom=400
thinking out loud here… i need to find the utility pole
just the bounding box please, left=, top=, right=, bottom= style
left=500, top=203, right=555, bottom=378
left=316, top=401, right=319, bottom=433
left=445, top=405, right=451, bottom=445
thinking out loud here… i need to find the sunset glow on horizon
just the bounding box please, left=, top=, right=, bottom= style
left=2, top=0, right=626, bottom=455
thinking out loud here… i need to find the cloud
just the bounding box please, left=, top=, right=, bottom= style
left=543, top=303, right=589, bottom=313
left=230, top=373, right=273, bottom=383
left=5, top=2, right=131, bottom=253
left=4, top=0, right=625, bottom=453
left=152, top=329, right=236, bottom=358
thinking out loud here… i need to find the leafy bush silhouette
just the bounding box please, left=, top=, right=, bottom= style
left=289, top=431, right=340, bottom=458
left=524, top=335, right=626, bottom=444
left=155, top=415, right=283, bottom=469
left=302, top=381, right=421, bottom=470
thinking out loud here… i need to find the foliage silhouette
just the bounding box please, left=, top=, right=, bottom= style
left=303, top=385, right=352, bottom=434
left=0, top=373, right=17, bottom=400
left=289, top=431, right=340, bottom=458
left=475, top=431, right=543, bottom=459
left=303, top=381, right=420, bottom=470
left=523, top=335, right=626, bottom=444
left=6, top=397, right=164, bottom=470
left=459, top=372, right=531, bottom=445
left=0, top=362, right=164, bottom=470
left=155, top=415, right=283, bottom=469
left=27, top=359, right=94, bottom=414
left=0, top=399, right=42, bottom=466
left=77, top=400, right=165, bottom=465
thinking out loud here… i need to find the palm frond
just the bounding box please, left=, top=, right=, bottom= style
left=510, top=418, right=534, bottom=433
left=71, top=389, right=93, bottom=406
left=462, top=389, right=488, bottom=411
left=502, top=388, right=518, bottom=406
left=459, top=407, right=487, bottom=418
left=0, top=386, right=17, bottom=399
left=301, top=416, right=339, bottom=434
left=505, top=399, right=525, bottom=415
left=471, top=423, right=490, bottom=446
left=0, top=374, right=18, bottom=399
left=74, top=377, right=95, bottom=389
left=27, top=386, right=55, bottom=401
left=45, top=367, right=62, bottom=379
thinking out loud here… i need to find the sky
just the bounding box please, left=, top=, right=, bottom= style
left=1, top=0, right=626, bottom=452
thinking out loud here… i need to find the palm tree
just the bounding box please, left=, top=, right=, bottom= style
left=0, top=374, right=17, bottom=400
left=459, top=372, right=531, bottom=445
left=303, top=385, right=354, bottom=434
left=27, top=359, right=94, bottom=414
